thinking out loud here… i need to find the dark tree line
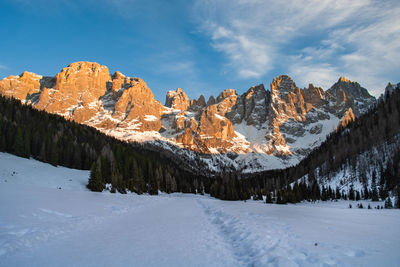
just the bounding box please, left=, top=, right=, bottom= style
left=0, top=95, right=210, bottom=195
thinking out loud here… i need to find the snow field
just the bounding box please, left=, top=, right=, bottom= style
left=0, top=153, right=399, bottom=266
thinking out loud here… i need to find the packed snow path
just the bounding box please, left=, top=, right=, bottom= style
left=0, top=153, right=399, bottom=267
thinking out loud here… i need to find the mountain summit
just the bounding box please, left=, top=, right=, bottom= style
left=0, top=62, right=376, bottom=172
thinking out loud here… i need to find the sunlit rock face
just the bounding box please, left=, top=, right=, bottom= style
left=189, top=94, right=206, bottom=109
left=0, top=62, right=163, bottom=132
left=327, top=77, right=376, bottom=117
left=35, top=62, right=110, bottom=123
left=165, top=88, right=190, bottom=111
left=0, top=62, right=377, bottom=172
left=339, top=108, right=355, bottom=130
left=226, top=84, right=269, bottom=127
left=0, top=71, right=52, bottom=104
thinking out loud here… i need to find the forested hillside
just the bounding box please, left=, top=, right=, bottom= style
left=0, top=96, right=209, bottom=194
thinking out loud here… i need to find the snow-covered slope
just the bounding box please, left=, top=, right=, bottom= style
left=311, top=138, right=400, bottom=200
left=1, top=152, right=399, bottom=266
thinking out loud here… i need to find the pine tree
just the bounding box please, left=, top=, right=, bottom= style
left=384, top=197, right=393, bottom=209
left=363, top=184, right=369, bottom=199
left=276, top=190, right=283, bottom=204
left=266, top=192, right=273, bottom=204
left=87, top=162, right=104, bottom=192
left=371, top=187, right=379, bottom=201
left=356, top=190, right=361, bottom=201
left=335, top=187, right=341, bottom=200
left=349, top=186, right=355, bottom=201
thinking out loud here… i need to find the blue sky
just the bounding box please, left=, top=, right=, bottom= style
left=1, top=0, right=399, bottom=101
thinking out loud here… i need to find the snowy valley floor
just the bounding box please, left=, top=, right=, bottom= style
left=0, top=153, right=399, bottom=267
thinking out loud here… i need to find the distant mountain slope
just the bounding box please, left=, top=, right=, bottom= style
left=210, top=83, right=400, bottom=202
left=0, top=62, right=376, bottom=172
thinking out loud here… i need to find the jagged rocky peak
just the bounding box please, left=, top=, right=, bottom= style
left=270, top=75, right=297, bottom=96
left=245, top=84, right=268, bottom=104
left=338, top=76, right=351, bottom=82
left=329, top=76, right=369, bottom=98
left=112, top=77, right=163, bottom=132
left=0, top=71, right=42, bottom=101
left=112, top=71, right=125, bottom=79
left=197, top=102, right=236, bottom=152
left=207, top=95, right=216, bottom=106
left=190, top=95, right=206, bottom=107
left=111, top=71, right=144, bottom=98
left=385, top=82, right=400, bottom=96
left=216, top=89, right=236, bottom=103
left=34, top=62, right=112, bottom=122
left=302, top=83, right=326, bottom=103
left=111, top=71, right=128, bottom=97
left=226, top=84, right=269, bottom=126
left=165, top=88, right=190, bottom=111
left=54, top=61, right=110, bottom=94
left=328, top=76, right=375, bottom=117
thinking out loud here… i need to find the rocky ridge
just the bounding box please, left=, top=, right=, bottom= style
left=0, top=62, right=376, bottom=172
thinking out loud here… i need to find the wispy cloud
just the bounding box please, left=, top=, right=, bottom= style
left=194, top=0, right=400, bottom=96
left=207, top=24, right=273, bottom=79
left=0, top=64, right=9, bottom=77
left=156, top=60, right=196, bottom=76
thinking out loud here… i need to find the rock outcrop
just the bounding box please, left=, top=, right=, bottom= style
left=35, top=62, right=110, bottom=123
left=0, top=71, right=52, bottom=104
left=112, top=76, right=162, bottom=132
left=226, top=84, right=269, bottom=127
left=165, top=88, right=190, bottom=111
left=339, top=108, right=355, bottom=129
left=190, top=95, right=206, bottom=108
left=327, top=77, right=375, bottom=117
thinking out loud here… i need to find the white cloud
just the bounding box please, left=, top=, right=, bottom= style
left=288, top=61, right=340, bottom=90
left=194, top=0, right=400, bottom=96
left=210, top=26, right=273, bottom=78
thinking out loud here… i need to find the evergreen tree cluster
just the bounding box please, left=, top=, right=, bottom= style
left=0, top=95, right=210, bottom=195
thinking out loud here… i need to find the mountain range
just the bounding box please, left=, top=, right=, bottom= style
left=0, top=61, right=376, bottom=173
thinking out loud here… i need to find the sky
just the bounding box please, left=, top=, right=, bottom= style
left=1, top=0, right=399, bottom=101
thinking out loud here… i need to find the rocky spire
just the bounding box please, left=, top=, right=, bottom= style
left=270, top=75, right=297, bottom=96
left=207, top=95, right=216, bottom=106
left=165, top=88, right=190, bottom=111
left=190, top=95, right=206, bottom=107
left=328, top=76, right=375, bottom=117
left=338, top=76, right=351, bottom=83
